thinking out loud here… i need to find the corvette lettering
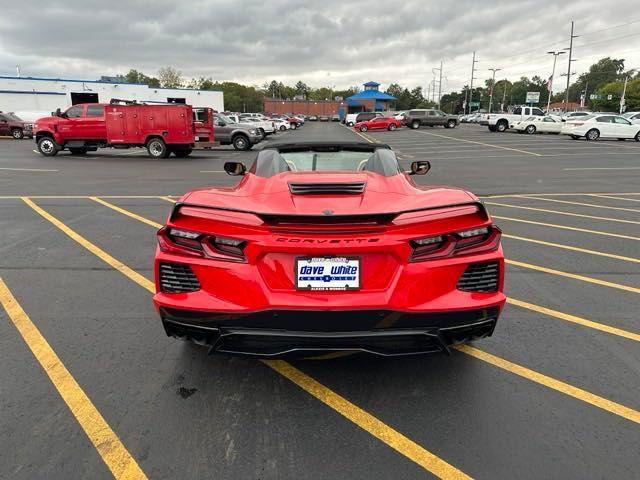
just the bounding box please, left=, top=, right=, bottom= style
left=276, top=238, right=380, bottom=244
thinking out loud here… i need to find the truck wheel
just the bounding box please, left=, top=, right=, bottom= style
left=411, top=120, right=420, bottom=129
left=11, top=128, right=24, bottom=139
left=232, top=135, right=250, bottom=151
left=147, top=138, right=169, bottom=158
left=446, top=120, right=456, bottom=128
left=635, top=131, right=640, bottom=142
left=173, top=147, right=192, bottom=158
left=37, top=137, right=59, bottom=156
left=69, top=147, right=88, bottom=155
left=488, top=125, right=497, bottom=132
left=585, top=129, right=600, bottom=141
left=526, top=125, right=536, bottom=134
left=496, top=121, right=508, bottom=132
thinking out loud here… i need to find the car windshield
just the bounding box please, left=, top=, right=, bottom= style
left=253, top=146, right=400, bottom=177
left=218, top=114, right=236, bottom=124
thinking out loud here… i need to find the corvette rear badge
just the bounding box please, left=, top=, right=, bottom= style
left=322, top=209, right=334, bottom=216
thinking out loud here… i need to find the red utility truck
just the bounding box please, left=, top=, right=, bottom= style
left=33, top=100, right=215, bottom=158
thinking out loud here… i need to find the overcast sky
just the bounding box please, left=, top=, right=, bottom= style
left=1, top=1, right=639, bottom=94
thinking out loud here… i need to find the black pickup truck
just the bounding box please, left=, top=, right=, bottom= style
left=402, top=109, right=458, bottom=129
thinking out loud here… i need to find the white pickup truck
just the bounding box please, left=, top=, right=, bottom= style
left=482, top=106, right=545, bottom=132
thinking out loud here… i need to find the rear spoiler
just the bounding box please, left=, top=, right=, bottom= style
left=169, top=201, right=489, bottom=224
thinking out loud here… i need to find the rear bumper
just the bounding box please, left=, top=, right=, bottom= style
left=159, top=306, right=502, bottom=357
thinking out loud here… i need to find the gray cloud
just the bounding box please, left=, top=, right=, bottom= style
left=1, top=0, right=639, bottom=92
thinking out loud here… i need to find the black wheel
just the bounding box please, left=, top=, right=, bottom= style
left=526, top=125, right=536, bottom=134
left=359, top=125, right=368, bottom=132
left=69, top=147, right=88, bottom=155
left=258, top=128, right=266, bottom=139
left=37, top=137, right=59, bottom=156
left=173, top=147, right=192, bottom=158
left=570, top=135, right=580, bottom=140
left=635, top=131, right=640, bottom=142
left=496, top=120, right=508, bottom=132
left=347, top=122, right=354, bottom=127
left=147, top=138, right=169, bottom=158
left=446, top=119, right=456, bottom=128
left=411, top=120, right=420, bottom=129
left=11, top=128, right=24, bottom=139
left=232, top=134, right=250, bottom=151
left=488, top=125, right=497, bottom=132
left=290, top=123, right=297, bottom=130
left=585, top=129, right=600, bottom=141
left=279, top=125, right=286, bottom=131
left=617, top=138, right=626, bottom=141
left=388, top=123, right=397, bottom=131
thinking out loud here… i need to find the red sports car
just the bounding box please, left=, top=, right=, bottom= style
left=153, top=142, right=505, bottom=356
left=354, top=116, right=402, bottom=132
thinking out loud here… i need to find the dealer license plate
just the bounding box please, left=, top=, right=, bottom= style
left=295, top=257, right=360, bottom=290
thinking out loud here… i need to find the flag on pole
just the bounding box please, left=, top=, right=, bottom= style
left=546, top=76, right=553, bottom=92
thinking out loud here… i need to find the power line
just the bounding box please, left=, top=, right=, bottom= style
left=579, top=18, right=640, bottom=37
left=573, top=30, right=640, bottom=49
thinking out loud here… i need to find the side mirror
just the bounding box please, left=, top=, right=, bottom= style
left=409, top=160, right=430, bottom=175
left=224, top=161, right=246, bottom=176
left=55, top=108, right=62, bottom=117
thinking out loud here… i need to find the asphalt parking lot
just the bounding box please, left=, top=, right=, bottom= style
left=1, top=122, right=639, bottom=479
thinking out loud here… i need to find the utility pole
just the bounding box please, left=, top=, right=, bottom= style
left=468, top=51, right=478, bottom=114
left=488, top=68, right=501, bottom=113
left=620, top=76, right=629, bottom=113
left=546, top=51, right=565, bottom=113
left=438, top=60, right=443, bottom=108
left=501, top=80, right=507, bottom=112
left=564, top=21, right=578, bottom=112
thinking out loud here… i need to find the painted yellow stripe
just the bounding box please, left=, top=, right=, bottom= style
left=502, top=233, right=640, bottom=263
left=506, top=297, right=640, bottom=342
left=506, top=259, right=640, bottom=295
left=21, top=197, right=155, bottom=293
left=0, top=279, right=148, bottom=479
left=91, top=197, right=163, bottom=229
left=415, top=130, right=542, bottom=156
left=97, top=205, right=640, bottom=425
left=588, top=194, right=640, bottom=203
left=263, top=360, right=471, bottom=479
left=25, top=199, right=469, bottom=478
left=158, top=196, right=177, bottom=203
left=481, top=192, right=640, bottom=199
left=487, top=201, right=640, bottom=225
left=493, top=215, right=640, bottom=241
left=344, top=124, right=375, bottom=143
left=521, top=195, right=640, bottom=213
left=0, top=195, right=177, bottom=199
left=455, top=345, right=640, bottom=424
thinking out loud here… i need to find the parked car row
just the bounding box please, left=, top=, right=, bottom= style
left=348, top=109, right=459, bottom=133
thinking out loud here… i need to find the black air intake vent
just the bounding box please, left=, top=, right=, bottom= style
left=159, top=263, right=201, bottom=293
left=288, top=182, right=366, bottom=195
left=457, top=262, right=499, bottom=293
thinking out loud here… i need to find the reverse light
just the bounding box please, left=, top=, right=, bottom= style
left=458, top=227, right=488, bottom=238
left=410, top=226, right=501, bottom=261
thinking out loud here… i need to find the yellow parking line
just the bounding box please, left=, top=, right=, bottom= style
left=0, top=195, right=178, bottom=199
left=89, top=204, right=640, bottom=426
left=502, top=233, right=640, bottom=264
left=23, top=199, right=469, bottom=478
left=588, top=194, right=640, bottom=203
left=493, top=215, right=640, bottom=241
left=264, top=360, right=471, bottom=479
left=519, top=196, right=640, bottom=213
left=0, top=279, right=148, bottom=479
left=346, top=125, right=375, bottom=143
left=455, top=345, right=640, bottom=425
left=506, top=297, right=640, bottom=342
left=487, top=201, right=640, bottom=225
left=506, top=259, right=640, bottom=295
left=158, top=196, right=177, bottom=203
left=91, top=197, right=162, bottom=229
left=414, top=131, right=542, bottom=156
left=481, top=192, right=640, bottom=199
left=21, top=197, right=155, bottom=292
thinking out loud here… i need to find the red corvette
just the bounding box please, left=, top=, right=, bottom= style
left=153, top=142, right=505, bottom=356
left=354, top=116, right=402, bottom=132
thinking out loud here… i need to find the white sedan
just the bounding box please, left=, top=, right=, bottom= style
left=512, top=116, right=562, bottom=134
left=561, top=114, right=640, bottom=141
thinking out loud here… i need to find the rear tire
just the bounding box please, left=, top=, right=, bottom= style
left=279, top=125, right=286, bottom=131
left=488, top=125, right=497, bottom=132
left=11, top=128, right=24, bottom=139
left=388, top=123, right=397, bottom=131
left=526, top=125, right=536, bottom=134
left=635, top=131, right=640, bottom=142
left=585, top=129, right=600, bottom=141
left=37, top=137, right=59, bottom=156
left=359, top=125, right=368, bottom=132
left=347, top=122, right=354, bottom=127
left=411, top=120, right=420, bottom=129
left=496, top=120, right=508, bottom=132
left=69, top=147, right=88, bottom=155
left=147, top=138, right=169, bottom=158
left=290, top=123, right=297, bottom=130
left=258, top=128, right=265, bottom=139
left=446, top=119, right=456, bottom=128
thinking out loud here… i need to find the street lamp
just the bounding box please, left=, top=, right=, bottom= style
left=546, top=50, right=566, bottom=113
left=488, top=68, right=501, bottom=113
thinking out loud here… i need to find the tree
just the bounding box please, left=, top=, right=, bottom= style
left=158, top=66, right=184, bottom=88
left=294, top=81, right=309, bottom=99
left=123, top=68, right=160, bottom=87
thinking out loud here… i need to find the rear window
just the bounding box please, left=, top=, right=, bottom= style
left=86, top=105, right=104, bottom=117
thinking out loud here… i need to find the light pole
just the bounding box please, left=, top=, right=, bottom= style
left=564, top=21, right=579, bottom=112
left=546, top=51, right=565, bottom=113
left=488, top=68, right=501, bottom=113
left=468, top=51, right=478, bottom=113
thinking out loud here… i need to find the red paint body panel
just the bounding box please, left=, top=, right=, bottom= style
left=354, top=117, right=402, bottom=131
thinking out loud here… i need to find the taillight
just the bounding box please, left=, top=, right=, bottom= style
left=410, top=226, right=501, bottom=261
left=157, top=227, right=246, bottom=262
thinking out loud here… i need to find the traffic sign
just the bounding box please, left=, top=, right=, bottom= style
left=469, top=102, right=480, bottom=107
left=526, top=92, right=540, bottom=103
